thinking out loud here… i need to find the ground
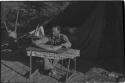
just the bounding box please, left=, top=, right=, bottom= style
left=1, top=48, right=125, bottom=83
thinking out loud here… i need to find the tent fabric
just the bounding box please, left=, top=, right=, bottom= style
left=46, top=2, right=124, bottom=73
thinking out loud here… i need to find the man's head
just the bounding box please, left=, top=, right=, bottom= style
left=52, top=26, right=61, bottom=35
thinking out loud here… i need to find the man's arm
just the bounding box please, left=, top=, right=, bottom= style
left=32, top=40, right=61, bottom=51
left=61, top=35, right=72, bottom=48
left=32, top=36, right=48, bottom=45
left=32, top=37, right=58, bottom=50
left=32, top=39, right=51, bottom=49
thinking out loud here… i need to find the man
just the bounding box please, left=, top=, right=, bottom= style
left=32, top=26, right=72, bottom=75
left=47, top=26, right=71, bottom=48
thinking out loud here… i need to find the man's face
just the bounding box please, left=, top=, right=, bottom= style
left=52, top=27, right=60, bottom=35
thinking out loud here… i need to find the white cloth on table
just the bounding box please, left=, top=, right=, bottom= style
left=27, top=48, right=80, bottom=60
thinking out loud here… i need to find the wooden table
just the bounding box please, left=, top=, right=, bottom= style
left=26, top=47, right=80, bottom=80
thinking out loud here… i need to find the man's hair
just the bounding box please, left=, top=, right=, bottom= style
left=52, top=25, right=61, bottom=31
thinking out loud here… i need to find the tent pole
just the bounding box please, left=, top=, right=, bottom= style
left=15, top=9, right=20, bottom=33
left=4, top=21, right=10, bottom=32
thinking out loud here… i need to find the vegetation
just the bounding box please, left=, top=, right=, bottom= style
left=1, top=2, right=70, bottom=33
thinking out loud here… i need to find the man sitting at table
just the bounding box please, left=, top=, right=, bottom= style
left=32, top=25, right=72, bottom=75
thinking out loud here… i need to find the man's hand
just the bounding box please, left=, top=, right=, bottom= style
left=47, top=45, right=62, bottom=51
left=61, top=42, right=71, bottom=48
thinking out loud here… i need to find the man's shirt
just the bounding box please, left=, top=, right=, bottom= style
left=46, top=33, right=70, bottom=46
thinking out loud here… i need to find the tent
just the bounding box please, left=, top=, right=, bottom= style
left=45, top=1, right=124, bottom=73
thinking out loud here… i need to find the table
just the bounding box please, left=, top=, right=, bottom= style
left=26, top=47, right=80, bottom=80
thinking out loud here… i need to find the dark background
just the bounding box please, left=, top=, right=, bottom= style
left=1, top=1, right=124, bottom=74
left=45, top=1, right=124, bottom=73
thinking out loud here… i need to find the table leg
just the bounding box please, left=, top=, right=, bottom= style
left=66, top=59, right=71, bottom=80
left=29, top=51, right=32, bottom=81
left=61, top=60, right=63, bottom=71
left=74, top=58, right=76, bottom=72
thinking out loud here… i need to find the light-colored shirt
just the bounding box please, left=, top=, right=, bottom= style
left=46, top=33, right=71, bottom=48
